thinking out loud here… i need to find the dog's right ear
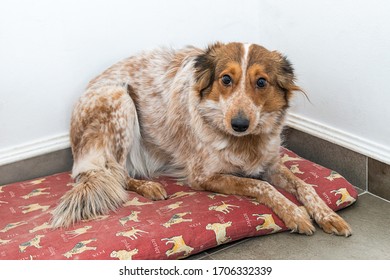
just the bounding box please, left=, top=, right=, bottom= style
left=194, top=42, right=223, bottom=98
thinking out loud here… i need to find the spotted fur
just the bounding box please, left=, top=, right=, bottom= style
left=51, top=42, right=352, bottom=236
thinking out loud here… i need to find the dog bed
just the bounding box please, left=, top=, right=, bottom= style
left=0, top=148, right=357, bottom=260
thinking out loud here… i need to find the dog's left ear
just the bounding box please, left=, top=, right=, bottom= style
left=272, top=51, right=303, bottom=99
left=194, top=42, right=223, bottom=98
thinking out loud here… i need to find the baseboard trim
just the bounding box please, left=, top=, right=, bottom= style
left=286, top=113, right=390, bottom=165
left=0, top=134, right=70, bottom=166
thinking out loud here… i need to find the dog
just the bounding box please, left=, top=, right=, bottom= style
left=51, top=42, right=352, bottom=236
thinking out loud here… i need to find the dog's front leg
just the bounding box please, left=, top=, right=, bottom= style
left=265, top=162, right=352, bottom=237
left=192, top=174, right=315, bottom=235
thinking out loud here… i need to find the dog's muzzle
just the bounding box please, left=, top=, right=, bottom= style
left=231, top=113, right=250, bottom=132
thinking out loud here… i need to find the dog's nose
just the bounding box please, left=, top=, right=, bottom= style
left=231, top=115, right=250, bottom=132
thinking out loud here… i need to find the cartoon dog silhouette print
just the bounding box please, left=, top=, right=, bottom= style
left=325, top=171, right=343, bottom=181
left=281, top=154, right=304, bottom=163
left=65, top=225, right=92, bottom=238
left=123, top=197, right=153, bottom=207
left=19, top=203, right=50, bottom=214
left=161, top=235, right=194, bottom=257
left=63, top=239, right=97, bottom=258
left=110, top=249, right=139, bottom=260
left=253, top=214, right=282, bottom=233
left=331, top=188, right=356, bottom=206
left=206, top=222, right=232, bottom=245
left=290, top=164, right=304, bottom=174
left=29, top=222, right=51, bottom=233
left=23, top=178, right=46, bottom=186
left=119, top=211, right=141, bottom=226
left=169, top=191, right=196, bottom=199
left=21, top=188, right=50, bottom=199
left=116, top=227, right=148, bottom=240
left=0, top=239, right=11, bottom=245
left=0, top=221, right=28, bottom=232
left=19, top=235, right=45, bottom=252
left=208, top=202, right=239, bottom=214
left=162, top=212, right=192, bottom=228
left=159, top=201, right=184, bottom=214
left=207, top=193, right=229, bottom=200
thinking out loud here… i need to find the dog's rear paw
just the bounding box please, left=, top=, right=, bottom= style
left=317, top=213, right=352, bottom=237
left=285, top=207, right=315, bottom=235
left=135, top=181, right=167, bottom=201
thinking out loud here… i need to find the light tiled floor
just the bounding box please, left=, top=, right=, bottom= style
left=188, top=192, right=390, bottom=260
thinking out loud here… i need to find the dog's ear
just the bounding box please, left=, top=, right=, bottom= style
left=272, top=51, right=303, bottom=100
left=194, top=42, right=223, bottom=98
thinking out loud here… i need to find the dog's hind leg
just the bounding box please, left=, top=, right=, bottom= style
left=51, top=85, right=165, bottom=228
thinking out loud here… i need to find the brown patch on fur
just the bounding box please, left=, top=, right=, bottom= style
left=213, top=43, right=243, bottom=75
left=247, top=45, right=300, bottom=108
left=70, top=89, right=128, bottom=162
left=194, top=42, right=243, bottom=98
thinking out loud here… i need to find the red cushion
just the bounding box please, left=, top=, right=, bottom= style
left=0, top=148, right=357, bottom=260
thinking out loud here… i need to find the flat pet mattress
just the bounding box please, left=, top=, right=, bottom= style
left=0, top=148, right=357, bottom=260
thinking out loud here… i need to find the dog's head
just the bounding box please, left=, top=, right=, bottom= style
left=194, top=42, right=302, bottom=136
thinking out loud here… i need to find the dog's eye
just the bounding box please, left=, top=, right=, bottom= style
left=256, top=78, right=267, bottom=88
left=221, top=75, right=232, bottom=86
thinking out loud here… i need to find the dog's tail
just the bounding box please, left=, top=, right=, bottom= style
left=51, top=86, right=133, bottom=228
left=51, top=156, right=128, bottom=228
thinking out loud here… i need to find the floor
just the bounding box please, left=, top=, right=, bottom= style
left=187, top=191, right=390, bottom=260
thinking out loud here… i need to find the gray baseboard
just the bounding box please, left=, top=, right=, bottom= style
left=0, top=148, right=73, bottom=186
left=284, top=127, right=390, bottom=201
left=283, top=128, right=367, bottom=190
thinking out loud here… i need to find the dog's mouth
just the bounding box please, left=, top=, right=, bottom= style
left=226, top=125, right=252, bottom=137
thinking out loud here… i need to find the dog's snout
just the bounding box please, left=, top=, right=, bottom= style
left=231, top=114, right=250, bottom=132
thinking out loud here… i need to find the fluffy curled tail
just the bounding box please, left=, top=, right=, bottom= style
left=51, top=160, right=128, bottom=228
left=51, top=86, right=136, bottom=228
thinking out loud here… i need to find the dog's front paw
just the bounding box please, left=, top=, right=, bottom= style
left=285, top=207, right=315, bottom=235
left=317, top=212, right=352, bottom=237
left=135, top=181, right=167, bottom=201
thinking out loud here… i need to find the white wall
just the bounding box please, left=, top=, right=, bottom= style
left=0, top=0, right=389, bottom=165
left=256, top=0, right=390, bottom=163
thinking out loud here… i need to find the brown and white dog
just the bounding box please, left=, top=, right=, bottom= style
left=51, top=42, right=352, bottom=236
